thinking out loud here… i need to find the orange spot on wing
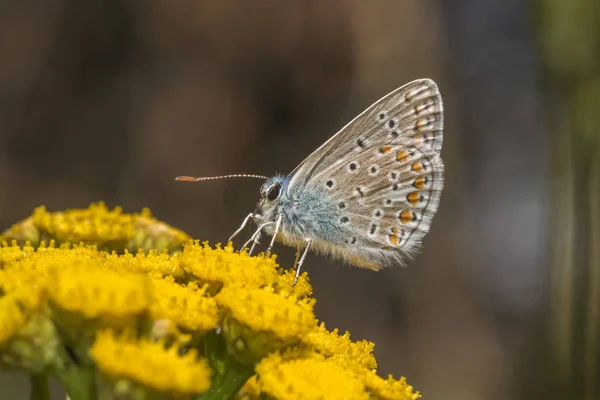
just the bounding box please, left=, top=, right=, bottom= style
left=389, top=235, right=399, bottom=246
left=400, top=210, right=415, bottom=225
left=415, top=119, right=425, bottom=132
left=413, top=176, right=425, bottom=189
left=396, top=151, right=408, bottom=163
left=411, top=162, right=423, bottom=173
left=407, top=191, right=421, bottom=206
left=380, top=145, right=392, bottom=154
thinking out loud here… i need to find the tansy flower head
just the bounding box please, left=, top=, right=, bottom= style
left=0, top=260, right=49, bottom=295
left=180, top=242, right=281, bottom=293
left=91, top=329, right=212, bottom=398
left=216, top=286, right=316, bottom=363
left=272, top=268, right=313, bottom=299
left=1, top=203, right=190, bottom=254
left=48, top=263, right=151, bottom=355
left=49, top=264, right=151, bottom=320
left=304, top=322, right=378, bottom=371
left=0, top=242, right=103, bottom=294
left=361, top=372, right=422, bottom=400
left=0, top=288, right=60, bottom=373
left=150, top=277, right=219, bottom=334
left=255, top=351, right=370, bottom=400
left=0, top=219, right=39, bottom=247
left=106, top=249, right=185, bottom=280
left=0, top=241, right=37, bottom=269
left=0, top=288, right=44, bottom=347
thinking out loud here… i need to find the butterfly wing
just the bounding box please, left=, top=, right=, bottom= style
left=288, top=79, right=443, bottom=189
left=287, top=78, right=444, bottom=268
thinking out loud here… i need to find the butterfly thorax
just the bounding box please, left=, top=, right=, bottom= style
left=255, top=177, right=344, bottom=249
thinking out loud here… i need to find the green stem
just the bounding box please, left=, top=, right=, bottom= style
left=197, top=331, right=255, bottom=400
left=198, top=354, right=255, bottom=400
left=50, top=358, right=96, bottom=400
left=30, top=373, right=51, bottom=400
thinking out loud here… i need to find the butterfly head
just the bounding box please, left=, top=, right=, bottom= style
left=257, top=174, right=289, bottom=220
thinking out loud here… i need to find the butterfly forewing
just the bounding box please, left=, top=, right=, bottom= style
left=287, top=78, right=444, bottom=265
left=288, top=79, right=443, bottom=190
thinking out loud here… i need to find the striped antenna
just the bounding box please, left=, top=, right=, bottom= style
left=175, top=174, right=268, bottom=182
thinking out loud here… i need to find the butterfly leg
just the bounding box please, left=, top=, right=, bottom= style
left=248, top=231, right=262, bottom=254
left=228, top=213, right=258, bottom=243
left=293, top=238, right=312, bottom=286
left=266, top=214, right=283, bottom=254
left=243, top=221, right=274, bottom=255
left=293, top=247, right=302, bottom=269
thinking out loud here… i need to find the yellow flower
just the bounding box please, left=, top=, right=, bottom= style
left=106, top=249, right=185, bottom=280
left=256, top=351, right=370, bottom=400
left=0, top=219, right=39, bottom=246
left=179, top=242, right=281, bottom=293
left=216, top=286, right=316, bottom=363
left=271, top=268, right=313, bottom=299
left=0, top=204, right=422, bottom=399
left=1, top=203, right=190, bottom=254
left=304, top=322, right=378, bottom=371
left=0, top=288, right=60, bottom=373
left=0, top=242, right=105, bottom=295
left=49, top=264, right=151, bottom=320
left=0, top=260, right=48, bottom=295
left=91, top=329, right=212, bottom=398
left=150, top=277, right=219, bottom=334
left=48, top=263, right=152, bottom=355
left=0, top=241, right=37, bottom=268
left=362, top=372, right=421, bottom=400
left=0, top=288, right=44, bottom=347
left=235, top=375, right=261, bottom=399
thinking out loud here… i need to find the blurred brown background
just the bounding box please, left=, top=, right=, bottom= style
left=2, top=0, right=600, bottom=399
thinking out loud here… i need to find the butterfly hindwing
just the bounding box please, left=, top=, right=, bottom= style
left=319, top=139, right=443, bottom=262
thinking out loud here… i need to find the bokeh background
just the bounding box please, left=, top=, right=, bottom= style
left=1, top=0, right=600, bottom=399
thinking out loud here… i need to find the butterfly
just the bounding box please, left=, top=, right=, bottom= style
left=177, top=78, right=444, bottom=284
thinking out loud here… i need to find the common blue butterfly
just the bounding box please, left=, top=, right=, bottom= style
left=177, top=78, right=444, bottom=284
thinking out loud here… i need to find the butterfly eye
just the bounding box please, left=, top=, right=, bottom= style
left=266, top=182, right=282, bottom=201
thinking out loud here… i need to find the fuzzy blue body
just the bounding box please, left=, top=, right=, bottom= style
left=256, top=175, right=344, bottom=248
left=254, top=175, right=395, bottom=271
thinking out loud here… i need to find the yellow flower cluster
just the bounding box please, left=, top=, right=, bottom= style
left=0, top=202, right=190, bottom=254
left=239, top=329, right=419, bottom=400
left=0, top=204, right=421, bottom=400
left=91, top=330, right=212, bottom=397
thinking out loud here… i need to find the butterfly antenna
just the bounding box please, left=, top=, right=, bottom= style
left=175, top=174, right=268, bottom=182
